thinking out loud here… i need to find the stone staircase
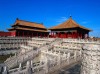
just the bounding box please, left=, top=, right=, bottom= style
left=4, top=38, right=62, bottom=69
left=4, top=48, right=81, bottom=74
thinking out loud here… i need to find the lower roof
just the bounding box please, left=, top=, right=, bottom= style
left=8, top=27, right=48, bottom=32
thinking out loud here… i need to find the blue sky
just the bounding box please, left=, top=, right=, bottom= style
left=0, top=0, right=100, bottom=37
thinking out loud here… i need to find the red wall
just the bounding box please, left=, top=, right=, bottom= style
left=10, top=31, right=16, bottom=37
left=0, top=31, right=16, bottom=37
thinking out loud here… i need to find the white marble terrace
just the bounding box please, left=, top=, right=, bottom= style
left=0, top=37, right=100, bottom=74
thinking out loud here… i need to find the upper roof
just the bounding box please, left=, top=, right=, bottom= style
left=49, top=17, right=91, bottom=31
left=12, top=18, right=46, bottom=29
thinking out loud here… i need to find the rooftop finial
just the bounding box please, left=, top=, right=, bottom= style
left=16, top=18, right=19, bottom=20
left=70, top=15, right=72, bottom=19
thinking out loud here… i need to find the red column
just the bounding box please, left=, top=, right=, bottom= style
left=18, top=31, right=19, bottom=37
left=74, top=32, right=76, bottom=38
left=44, top=33, right=45, bottom=37
left=57, top=32, right=59, bottom=38
left=33, top=33, right=34, bottom=37
left=59, top=32, right=61, bottom=38
left=65, top=32, right=67, bottom=38
left=53, top=32, right=54, bottom=38
left=41, top=33, right=42, bottom=38
left=27, top=32, right=29, bottom=37
left=77, top=32, right=79, bottom=38
left=64, top=32, right=66, bottom=38
left=31, top=32, right=33, bottom=37
left=73, top=32, right=75, bottom=38
left=23, top=31, right=24, bottom=37
left=80, top=33, right=82, bottom=39
left=27, top=32, right=28, bottom=37
left=26, top=32, right=27, bottom=37
left=37, top=33, right=38, bottom=37
left=72, top=32, right=73, bottom=38
left=77, top=33, right=79, bottom=38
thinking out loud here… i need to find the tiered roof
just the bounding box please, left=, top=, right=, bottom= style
left=8, top=18, right=47, bottom=32
left=49, top=17, right=91, bottom=31
left=13, top=18, right=46, bottom=29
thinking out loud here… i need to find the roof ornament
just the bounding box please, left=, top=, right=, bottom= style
left=41, top=23, right=43, bottom=25
left=69, top=15, right=72, bottom=19
left=16, top=18, right=19, bottom=20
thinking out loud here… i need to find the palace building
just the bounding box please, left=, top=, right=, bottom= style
left=0, top=17, right=91, bottom=38
left=49, top=17, right=91, bottom=39
left=8, top=18, right=48, bottom=37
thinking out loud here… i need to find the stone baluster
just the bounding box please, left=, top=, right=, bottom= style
left=31, top=60, right=33, bottom=68
left=54, top=49, right=56, bottom=53
left=51, top=49, right=53, bottom=53
left=44, top=55, right=48, bottom=73
left=67, top=52, right=70, bottom=64
left=57, top=51, right=61, bottom=68
left=2, top=66, right=8, bottom=74
left=18, top=63, right=22, bottom=71
left=26, top=61, right=32, bottom=74
left=74, top=51, right=77, bottom=61
left=15, top=53, right=17, bottom=57
left=63, top=52, right=66, bottom=59
left=79, top=50, right=82, bottom=57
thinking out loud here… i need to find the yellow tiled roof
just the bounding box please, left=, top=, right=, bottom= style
left=13, top=19, right=46, bottom=29
left=49, top=17, right=91, bottom=31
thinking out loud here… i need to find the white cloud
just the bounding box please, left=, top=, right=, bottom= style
left=56, top=17, right=68, bottom=23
